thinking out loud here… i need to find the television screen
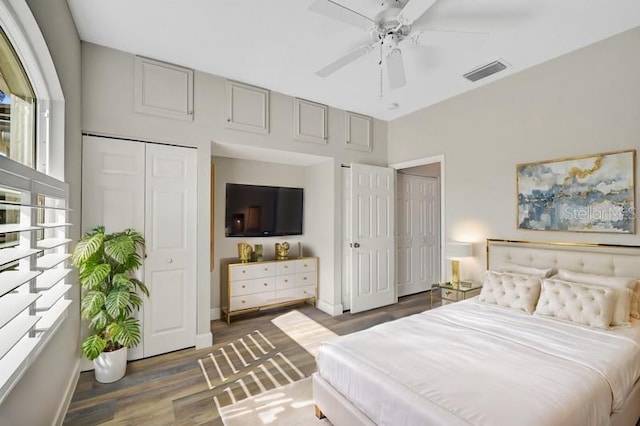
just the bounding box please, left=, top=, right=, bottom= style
left=225, top=183, right=303, bottom=237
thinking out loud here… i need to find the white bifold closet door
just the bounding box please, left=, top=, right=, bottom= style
left=82, top=135, right=197, bottom=359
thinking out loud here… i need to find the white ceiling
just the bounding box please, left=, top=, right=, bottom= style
left=67, top=0, right=640, bottom=121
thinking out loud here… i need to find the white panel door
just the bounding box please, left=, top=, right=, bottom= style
left=143, top=143, right=197, bottom=357
left=82, top=136, right=146, bottom=360
left=349, top=163, right=396, bottom=313
left=341, top=168, right=352, bottom=311
left=396, top=174, right=440, bottom=297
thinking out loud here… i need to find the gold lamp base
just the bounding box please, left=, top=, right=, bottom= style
left=451, top=259, right=461, bottom=287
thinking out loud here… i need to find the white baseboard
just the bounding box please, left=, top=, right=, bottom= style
left=196, top=332, right=213, bottom=349
left=317, top=300, right=344, bottom=316
left=210, top=307, right=221, bottom=320
left=54, top=358, right=80, bottom=426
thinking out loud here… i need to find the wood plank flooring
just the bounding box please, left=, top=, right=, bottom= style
left=63, top=291, right=435, bottom=425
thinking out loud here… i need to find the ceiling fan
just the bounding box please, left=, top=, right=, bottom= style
left=309, top=0, right=487, bottom=90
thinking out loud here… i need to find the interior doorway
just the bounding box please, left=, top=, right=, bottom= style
left=391, top=155, right=445, bottom=294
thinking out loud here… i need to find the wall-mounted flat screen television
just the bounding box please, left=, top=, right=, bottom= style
left=225, top=183, right=304, bottom=237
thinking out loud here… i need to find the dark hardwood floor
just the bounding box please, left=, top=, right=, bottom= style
left=63, top=291, right=435, bottom=425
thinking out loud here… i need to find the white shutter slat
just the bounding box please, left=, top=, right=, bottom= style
left=0, top=271, right=41, bottom=297
left=0, top=224, right=42, bottom=234
left=0, top=336, right=39, bottom=396
left=35, top=253, right=70, bottom=270
left=0, top=294, right=40, bottom=329
left=0, top=248, right=41, bottom=269
left=35, top=298, right=72, bottom=332
left=37, top=222, right=72, bottom=229
left=0, top=315, right=40, bottom=359
left=35, top=284, right=70, bottom=311
left=35, top=238, right=71, bottom=249
left=35, top=269, right=70, bottom=291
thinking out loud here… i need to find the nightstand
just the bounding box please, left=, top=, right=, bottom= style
left=430, top=281, right=482, bottom=309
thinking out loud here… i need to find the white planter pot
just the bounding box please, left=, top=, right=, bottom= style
left=93, top=346, right=128, bottom=383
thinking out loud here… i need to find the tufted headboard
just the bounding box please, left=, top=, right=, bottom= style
left=487, top=239, right=640, bottom=279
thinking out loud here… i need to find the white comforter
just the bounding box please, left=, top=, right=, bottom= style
left=316, top=300, right=640, bottom=426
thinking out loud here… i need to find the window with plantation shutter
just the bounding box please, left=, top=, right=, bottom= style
left=0, top=156, right=71, bottom=402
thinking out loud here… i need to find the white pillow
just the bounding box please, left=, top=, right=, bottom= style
left=479, top=271, right=542, bottom=314
left=535, top=278, right=615, bottom=329
left=499, top=263, right=556, bottom=278
left=556, top=269, right=637, bottom=324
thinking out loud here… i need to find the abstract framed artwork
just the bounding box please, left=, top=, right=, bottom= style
left=517, top=150, right=636, bottom=233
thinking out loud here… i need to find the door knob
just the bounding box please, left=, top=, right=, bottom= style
left=167, top=258, right=173, bottom=264
left=353, top=242, right=360, bottom=248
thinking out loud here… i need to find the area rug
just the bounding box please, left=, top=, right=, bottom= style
left=219, top=377, right=330, bottom=425
left=271, top=310, right=338, bottom=357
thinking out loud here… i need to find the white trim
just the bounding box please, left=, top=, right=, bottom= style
left=210, top=307, right=221, bottom=321
left=53, top=359, right=80, bottom=426
left=195, top=332, right=213, bottom=349
left=317, top=300, right=344, bottom=316
left=390, top=154, right=446, bottom=282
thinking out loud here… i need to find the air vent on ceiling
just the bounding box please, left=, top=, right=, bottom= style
left=463, top=60, right=508, bottom=82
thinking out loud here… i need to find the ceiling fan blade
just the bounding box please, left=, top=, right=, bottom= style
left=316, top=44, right=374, bottom=77
left=410, top=30, right=489, bottom=49
left=397, top=0, right=439, bottom=26
left=309, top=0, right=375, bottom=31
left=386, top=48, right=406, bottom=90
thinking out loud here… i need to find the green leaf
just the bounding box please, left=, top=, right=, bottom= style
left=112, top=317, right=142, bottom=348
left=131, top=278, right=150, bottom=297
left=82, top=334, right=107, bottom=360
left=89, top=310, right=109, bottom=334
left=72, top=232, right=104, bottom=266
left=104, top=234, right=136, bottom=265
left=79, top=263, right=111, bottom=290
left=105, top=289, right=131, bottom=318
left=81, top=290, right=106, bottom=319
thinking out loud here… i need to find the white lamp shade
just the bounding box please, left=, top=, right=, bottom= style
left=446, top=242, right=472, bottom=259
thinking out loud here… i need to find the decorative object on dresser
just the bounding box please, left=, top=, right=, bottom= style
left=237, top=243, right=253, bottom=263
left=517, top=149, right=636, bottom=233
left=275, top=242, right=290, bottom=260
left=222, top=257, right=318, bottom=324
left=253, top=244, right=263, bottom=262
left=446, top=242, right=472, bottom=284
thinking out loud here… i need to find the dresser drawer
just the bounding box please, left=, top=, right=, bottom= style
left=275, top=274, right=297, bottom=290
left=276, top=285, right=315, bottom=303
left=296, top=258, right=317, bottom=273
left=275, top=260, right=296, bottom=275
left=229, top=263, right=276, bottom=281
left=296, top=272, right=316, bottom=287
left=230, top=292, right=276, bottom=311
left=231, top=277, right=275, bottom=296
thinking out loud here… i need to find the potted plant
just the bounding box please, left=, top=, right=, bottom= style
left=72, top=226, right=149, bottom=383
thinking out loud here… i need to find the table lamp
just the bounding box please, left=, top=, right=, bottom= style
left=446, top=242, right=472, bottom=285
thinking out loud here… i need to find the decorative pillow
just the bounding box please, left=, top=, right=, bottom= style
left=499, top=263, right=556, bottom=278
left=534, top=278, right=615, bottom=329
left=556, top=269, right=637, bottom=324
left=479, top=271, right=542, bottom=314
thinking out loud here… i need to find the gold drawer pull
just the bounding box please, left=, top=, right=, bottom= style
left=303, top=264, right=308, bottom=267
left=263, top=283, right=268, bottom=286
left=242, top=270, right=246, bottom=274
left=303, top=277, right=307, bottom=280
left=445, top=291, right=452, bottom=296
left=242, top=285, right=246, bottom=288
left=241, top=300, right=246, bottom=304
left=284, top=265, right=289, bottom=268
left=264, top=268, right=268, bottom=271
left=284, top=279, right=288, bottom=283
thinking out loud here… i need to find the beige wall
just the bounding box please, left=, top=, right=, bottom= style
left=0, top=0, right=82, bottom=425
left=388, top=27, right=640, bottom=282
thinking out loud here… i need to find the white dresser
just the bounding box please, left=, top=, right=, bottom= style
left=223, top=257, right=318, bottom=324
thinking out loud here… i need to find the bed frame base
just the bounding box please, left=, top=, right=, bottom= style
left=314, top=372, right=640, bottom=426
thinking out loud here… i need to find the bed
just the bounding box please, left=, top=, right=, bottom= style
left=313, top=239, right=640, bottom=426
